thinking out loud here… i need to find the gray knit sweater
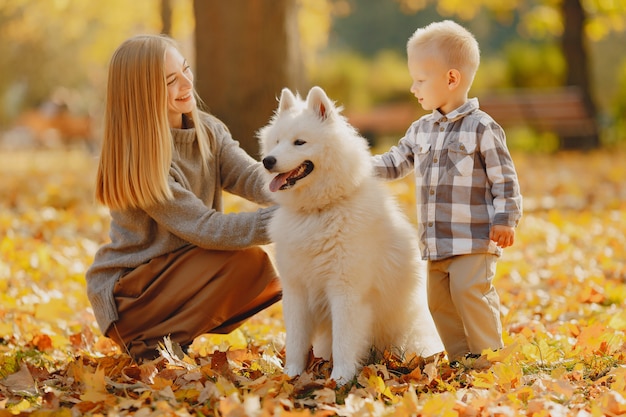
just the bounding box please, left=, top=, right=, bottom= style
left=86, top=115, right=276, bottom=334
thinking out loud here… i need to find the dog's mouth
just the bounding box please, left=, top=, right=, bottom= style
left=269, top=161, right=314, bottom=192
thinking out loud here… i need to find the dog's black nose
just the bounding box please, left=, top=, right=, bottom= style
left=263, top=156, right=276, bottom=170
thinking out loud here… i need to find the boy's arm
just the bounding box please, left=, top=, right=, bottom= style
left=371, top=132, right=417, bottom=180
left=480, top=122, right=523, bottom=229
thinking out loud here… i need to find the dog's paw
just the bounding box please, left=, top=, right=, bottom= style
left=283, top=363, right=305, bottom=378
left=330, top=366, right=357, bottom=386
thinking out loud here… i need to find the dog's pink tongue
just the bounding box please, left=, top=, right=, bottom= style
left=269, top=173, right=289, bottom=192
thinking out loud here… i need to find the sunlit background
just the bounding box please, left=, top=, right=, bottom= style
left=1, top=0, right=625, bottom=155
left=1, top=2, right=626, bottom=414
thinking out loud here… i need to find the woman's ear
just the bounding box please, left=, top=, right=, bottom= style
left=447, top=69, right=462, bottom=90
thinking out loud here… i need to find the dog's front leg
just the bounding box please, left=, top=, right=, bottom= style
left=329, top=292, right=372, bottom=385
left=312, top=325, right=332, bottom=360
left=282, top=287, right=312, bottom=377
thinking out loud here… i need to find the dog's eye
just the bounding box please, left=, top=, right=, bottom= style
left=294, top=139, right=306, bottom=146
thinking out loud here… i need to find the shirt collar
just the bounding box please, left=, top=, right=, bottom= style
left=430, top=98, right=479, bottom=123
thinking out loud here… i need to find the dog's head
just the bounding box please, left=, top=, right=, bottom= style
left=257, top=86, right=371, bottom=207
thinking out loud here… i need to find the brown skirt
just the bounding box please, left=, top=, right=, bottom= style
left=106, top=245, right=281, bottom=360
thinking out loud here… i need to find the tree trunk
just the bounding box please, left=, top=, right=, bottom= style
left=160, top=0, right=172, bottom=35
left=193, top=0, right=305, bottom=158
left=560, top=0, right=599, bottom=149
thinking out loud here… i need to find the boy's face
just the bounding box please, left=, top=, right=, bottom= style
left=408, top=48, right=464, bottom=115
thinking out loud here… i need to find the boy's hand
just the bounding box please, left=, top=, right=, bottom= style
left=490, top=225, right=515, bottom=248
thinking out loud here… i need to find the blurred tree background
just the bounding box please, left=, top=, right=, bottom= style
left=0, top=0, right=625, bottom=155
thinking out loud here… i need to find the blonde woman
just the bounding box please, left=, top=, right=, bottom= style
left=87, top=34, right=281, bottom=360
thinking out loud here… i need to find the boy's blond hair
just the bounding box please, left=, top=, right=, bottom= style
left=95, top=34, right=214, bottom=210
left=407, top=20, right=480, bottom=83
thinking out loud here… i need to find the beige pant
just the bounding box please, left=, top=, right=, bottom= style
left=427, top=253, right=503, bottom=361
left=107, top=245, right=281, bottom=360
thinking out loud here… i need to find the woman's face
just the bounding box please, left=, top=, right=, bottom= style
left=164, top=46, right=196, bottom=128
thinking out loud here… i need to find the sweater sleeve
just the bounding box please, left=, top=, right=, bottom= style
left=144, top=176, right=277, bottom=250
left=212, top=121, right=274, bottom=206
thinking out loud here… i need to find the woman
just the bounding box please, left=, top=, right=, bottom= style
left=86, top=34, right=281, bottom=360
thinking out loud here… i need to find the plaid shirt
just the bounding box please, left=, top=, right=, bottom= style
left=372, top=98, right=522, bottom=261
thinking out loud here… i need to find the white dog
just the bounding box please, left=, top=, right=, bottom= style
left=258, top=86, right=443, bottom=384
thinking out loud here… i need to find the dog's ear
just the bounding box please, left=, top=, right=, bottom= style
left=278, top=88, right=297, bottom=114
left=306, top=86, right=334, bottom=121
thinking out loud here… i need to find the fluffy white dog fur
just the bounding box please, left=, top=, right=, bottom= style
left=258, top=86, right=443, bottom=384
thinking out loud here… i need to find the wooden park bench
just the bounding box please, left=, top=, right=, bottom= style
left=346, top=86, right=599, bottom=150
left=11, top=100, right=95, bottom=150
left=479, top=87, right=599, bottom=149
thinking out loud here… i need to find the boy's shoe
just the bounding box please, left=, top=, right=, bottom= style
left=449, top=353, right=483, bottom=368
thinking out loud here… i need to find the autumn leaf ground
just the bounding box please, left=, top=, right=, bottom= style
left=1, top=147, right=626, bottom=416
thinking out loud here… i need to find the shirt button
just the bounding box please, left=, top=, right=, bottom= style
left=460, top=145, right=466, bottom=151
left=440, top=127, right=445, bottom=132
left=429, top=189, right=435, bottom=195
left=428, top=222, right=433, bottom=227
left=433, top=158, right=438, bottom=163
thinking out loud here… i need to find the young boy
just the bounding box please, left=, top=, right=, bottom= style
left=372, top=20, right=523, bottom=363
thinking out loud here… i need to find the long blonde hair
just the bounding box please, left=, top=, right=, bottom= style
left=95, top=34, right=213, bottom=210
